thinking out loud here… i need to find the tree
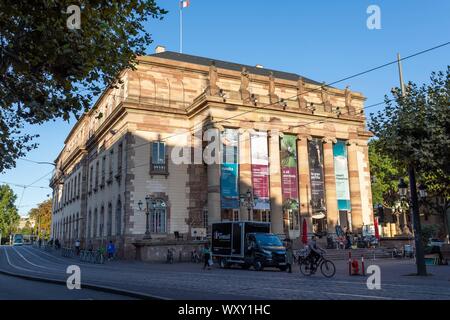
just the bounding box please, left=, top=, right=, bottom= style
left=368, top=140, right=404, bottom=208
left=0, top=184, right=20, bottom=237
left=0, top=1, right=167, bottom=172
left=29, top=199, right=52, bottom=240
left=369, top=67, right=449, bottom=177
left=369, top=68, right=450, bottom=234
left=369, top=67, right=450, bottom=275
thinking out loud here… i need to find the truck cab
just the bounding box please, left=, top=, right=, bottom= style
left=212, top=221, right=287, bottom=271
left=244, top=232, right=287, bottom=271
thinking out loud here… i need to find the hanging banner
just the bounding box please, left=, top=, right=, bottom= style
left=333, top=140, right=351, bottom=211
left=220, top=129, right=239, bottom=209
left=280, top=134, right=299, bottom=209
left=251, top=132, right=270, bottom=210
left=308, top=138, right=326, bottom=217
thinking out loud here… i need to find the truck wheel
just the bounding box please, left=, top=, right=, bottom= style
left=253, top=261, right=264, bottom=271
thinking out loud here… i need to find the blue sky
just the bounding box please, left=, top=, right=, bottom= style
left=2, top=0, right=449, bottom=216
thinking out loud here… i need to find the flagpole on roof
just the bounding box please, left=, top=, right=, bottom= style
left=180, top=2, right=183, bottom=53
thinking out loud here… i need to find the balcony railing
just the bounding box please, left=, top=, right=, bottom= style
left=150, top=156, right=169, bottom=178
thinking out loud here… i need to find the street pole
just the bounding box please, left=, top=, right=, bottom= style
left=397, top=53, right=427, bottom=276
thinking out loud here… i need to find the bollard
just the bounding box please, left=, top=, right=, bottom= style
left=348, top=252, right=352, bottom=276
left=361, top=255, right=365, bottom=276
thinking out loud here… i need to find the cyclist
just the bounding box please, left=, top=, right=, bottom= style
left=308, top=236, right=326, bottom=265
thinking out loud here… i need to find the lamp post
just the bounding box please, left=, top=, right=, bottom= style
left=240, top=189, right=255, bottom=221
left=398, top=178, right=427, bottom=276
left=398, top=179, right=411, bottom=235
left=138, top=196, right=154, bottom=240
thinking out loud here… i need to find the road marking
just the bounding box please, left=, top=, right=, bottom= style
left=12, top=246, right=60, bottom=272
left=2, top=247, right=47, bottom=274
left=259, top=286, right=396, bottom=300
left=21, top=246, right=68, bottom=268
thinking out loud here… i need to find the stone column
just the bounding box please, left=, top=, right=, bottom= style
left=323, top=138, right=339, bottom=234
left=269, top=131, right=283, bottom=235
left=347, top=141, right=363, bottom=232
left=206, top=126, right=222, bottom=225
left=239, top=129, right=252, bottom=220
left=297, top=135, right=313, bottom=232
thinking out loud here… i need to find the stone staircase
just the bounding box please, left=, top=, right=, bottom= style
left=323, top=248, right=395, bottom=261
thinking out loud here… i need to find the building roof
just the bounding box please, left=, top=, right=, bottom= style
left=150, top=51, right=323, bottom=86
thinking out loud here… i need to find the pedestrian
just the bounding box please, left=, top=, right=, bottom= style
left=285, top=239, right=293, bottom=273
left=55, top=238, right=60, bottom=249
left=88, top=240, right=93, bottom=252
left=345, top=228, right=352, bottom=249
left=38, top=238, right=42, bottom=248
left=202, top=243, right=212, bottom=270
left=75, top=239, right=81, bottom=256
left=107, top=241, right=116, bottom=261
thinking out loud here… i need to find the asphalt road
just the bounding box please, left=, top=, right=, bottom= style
left=1, top=245, right=449, bottom=300
left=0, top=272, right=133, bottom=300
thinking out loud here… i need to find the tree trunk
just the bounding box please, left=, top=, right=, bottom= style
left=409, top=164, right=427, bottom=276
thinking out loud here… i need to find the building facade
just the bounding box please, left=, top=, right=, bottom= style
left=50, top=48, right=374, bottom=258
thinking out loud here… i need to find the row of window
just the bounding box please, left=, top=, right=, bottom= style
left=53, top=213, right=80, bottom=241
left=88, top=142, right=124, bottom=194
left=86, top=199, right=123, bottom=238
left=54, top=172, right=82, bottom=211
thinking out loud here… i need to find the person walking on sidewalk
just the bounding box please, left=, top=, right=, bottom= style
left=202, top=243, right=212, bottom=270
left=107, top=241, right=116, bottom=261
left=75, top=239, right=81, bottom=255
left=285, top=239, right=294, bottom=273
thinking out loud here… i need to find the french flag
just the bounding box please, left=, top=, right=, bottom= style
left=180, top=0, right=190, bottom=8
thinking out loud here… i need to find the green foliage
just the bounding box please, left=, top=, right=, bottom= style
left=28, top=199, right=53, bottom=239
left=368, top=140, right=405, bottom=207
left=0, top=1, right=167, bottom=172
left=0, top=185, right=20, bottom=236
left=369, top=67, right=450, bottom=175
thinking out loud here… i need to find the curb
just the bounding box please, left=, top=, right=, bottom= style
left=0, top=268, right=169, bottom=300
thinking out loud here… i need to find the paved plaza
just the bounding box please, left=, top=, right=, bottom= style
left=0, top=245, right=449, bottom=300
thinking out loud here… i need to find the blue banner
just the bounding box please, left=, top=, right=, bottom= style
left=221, top=129, right=240, bottom=209
left=333, top=140, right=351, bottom=211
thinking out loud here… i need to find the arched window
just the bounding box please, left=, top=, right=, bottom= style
left=151, top=199, right=167, bottom=234
left=100, top=206, right=105, bottom=238
left=116, top=198, right=122, bottom=236
left=87, top=210, right=92, bottom=238
left=93, top=208, right=98, bottom=238
left=107, top=203, right=112, bottom=237
left=75, top=213, right=79, bottom=239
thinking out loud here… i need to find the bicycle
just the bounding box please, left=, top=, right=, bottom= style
left=297, top=249, right=336, bottom=278
left=191, top=249, right=201, bottom=263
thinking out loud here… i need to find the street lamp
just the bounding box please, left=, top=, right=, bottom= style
left=138, top=196, right=154, bottom=240
left=398, top=178, right=408, bottom=199
left=418, top=183, right=427, bottom=200
left=240, top=189, right=255, bottom=221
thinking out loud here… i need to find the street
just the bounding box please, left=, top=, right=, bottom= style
left=0, top=245, right=449, bottom=300
left=0, top=272, right=133, bottom=300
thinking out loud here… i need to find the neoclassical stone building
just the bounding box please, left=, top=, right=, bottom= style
left=50, top=47, right=374, bottom=258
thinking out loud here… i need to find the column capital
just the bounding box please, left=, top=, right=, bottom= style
left=322, top=137, right=337, bottom=144
left=205, top=122, right=224, bottom=132
left=297, top=134, right=312, bottom=141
